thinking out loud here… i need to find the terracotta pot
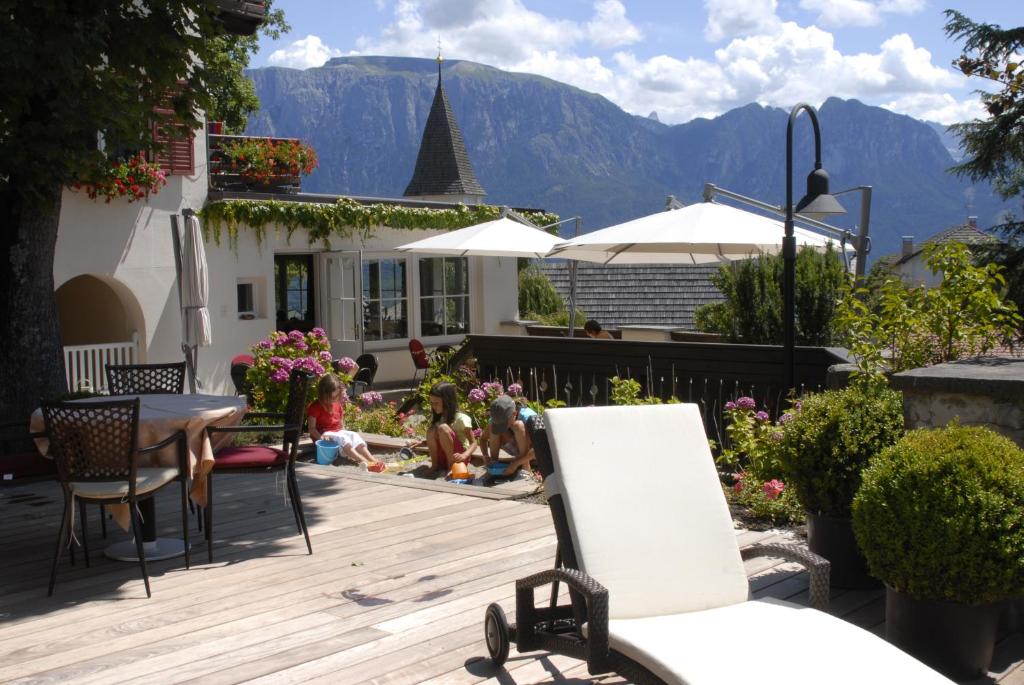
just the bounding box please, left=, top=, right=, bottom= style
left=886, top=586, right=1000, bottom=680
left=806, top=512, right=880, bottom=589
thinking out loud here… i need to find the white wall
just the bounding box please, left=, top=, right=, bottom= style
left=55, top=133, right=210, bottom=370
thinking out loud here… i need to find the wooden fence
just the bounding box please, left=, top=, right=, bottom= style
left=466, top=334, right=850, bottom=446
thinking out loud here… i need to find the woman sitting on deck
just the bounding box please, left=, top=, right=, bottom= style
left=480, top=394, right=537, bottom=477
left=424, top=382, right=476, bottom=473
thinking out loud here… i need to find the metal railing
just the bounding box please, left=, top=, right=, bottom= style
left=207, top=133, right=303, bottom=193
left=63, top=333, right=139, bottom=394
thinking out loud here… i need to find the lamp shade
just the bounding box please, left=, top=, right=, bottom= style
left=795, top=167, right=846, bottom=220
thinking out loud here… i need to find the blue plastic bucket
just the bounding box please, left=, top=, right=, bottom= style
left=315, top=439, right=340, bottom=465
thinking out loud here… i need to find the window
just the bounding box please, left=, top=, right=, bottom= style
left=418, top=257, right=469, bottom=337
left=236, top=281, right=255, bottom=317
left=275, top=255, right=315, bottom=332
left=363, top=258, right=408, bottom=341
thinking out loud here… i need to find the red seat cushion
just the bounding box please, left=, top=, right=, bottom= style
left=1, top=452, right=57, bottom=481
left=213, top=445, right=287, bottom=469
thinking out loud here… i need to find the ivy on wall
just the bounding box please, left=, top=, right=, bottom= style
left=200, top=197, right=560, bottom=250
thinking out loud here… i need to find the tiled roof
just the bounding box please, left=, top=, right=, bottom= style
left=404, top=71, right=485, bottom=198
left=539, top=262, right=724, bottom=331
left=883, top=222, right=999, bottom=266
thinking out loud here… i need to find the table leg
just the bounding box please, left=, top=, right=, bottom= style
left=103, top=498, right=188, bottom=562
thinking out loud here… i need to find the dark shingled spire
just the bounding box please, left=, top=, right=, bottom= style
left=403, top=58, right=486, bottom=199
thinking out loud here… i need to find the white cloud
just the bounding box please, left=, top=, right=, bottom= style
left=334, top=1, right=976, bottom=125
left=586, top=0, right=642, bottom=49
left=703, top=0, right=780, bottom=42
left=267, top=35, right=343, bottom=69
left=882, top=93, right=983, bottom=125
left=799, top=0, right=925, bottom=27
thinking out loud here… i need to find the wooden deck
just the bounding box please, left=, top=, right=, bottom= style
left=0, top=465, right=1020, bottom=684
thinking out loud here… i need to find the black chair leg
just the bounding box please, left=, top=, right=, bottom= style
left=129, top=500, right=152, bottom=598
left=99, top=503, right=107, bottom=539
left=284, top=473, right=303, bottom=533
left=180, top=479, right=191, bottom=570
left=78, top=498, right=90, bottom=568
left=288, top=468, right=312, bottom=555
left=48, top=495, right=71, bottom=597
left=205, top=473, right=214, bottom=564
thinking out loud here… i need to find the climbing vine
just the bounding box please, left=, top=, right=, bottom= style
left=200, top=198, right=560, bottom=250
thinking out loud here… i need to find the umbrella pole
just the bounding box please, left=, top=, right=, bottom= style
left=566, top=217, right=581, bottom=337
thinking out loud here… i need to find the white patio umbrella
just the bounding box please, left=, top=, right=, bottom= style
left=395, top=216, right=562, bottom=259
left=179, top=212, right=211, bottom=392
left=548, top=201, right=839, bottom=264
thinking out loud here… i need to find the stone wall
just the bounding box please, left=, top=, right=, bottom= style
left=890, top=357, right=1024, bottom=448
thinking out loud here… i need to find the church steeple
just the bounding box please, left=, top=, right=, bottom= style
left=403, top=50, right=486, bottom=204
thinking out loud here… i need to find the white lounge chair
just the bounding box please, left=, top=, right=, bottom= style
left=482, top=404, right=953, bottom=684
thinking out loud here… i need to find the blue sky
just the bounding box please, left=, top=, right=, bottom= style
left=253, top=1, right=1019, bottom=125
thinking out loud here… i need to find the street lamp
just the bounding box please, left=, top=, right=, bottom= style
left=784, top=103, right=845, bottom=392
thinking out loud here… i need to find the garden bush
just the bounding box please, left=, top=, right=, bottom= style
left=245, top=328, right=352, bottom=413
left=775, top=382, right=904, bottom=518
left=853, top=424, right=1024, bottom=604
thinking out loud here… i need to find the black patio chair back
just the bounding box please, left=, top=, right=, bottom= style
left=106, top=362, right=187, bottom=396
left=353, top=353, right=379, bottom=388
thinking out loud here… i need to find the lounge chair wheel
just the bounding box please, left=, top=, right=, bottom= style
left=484, top=602, right=510, bottom=666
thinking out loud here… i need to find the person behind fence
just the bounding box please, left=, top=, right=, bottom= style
left=480, top=394, right=538, bottom=477
left=584, top=319, right=613, bottom=339
left=425, top=381, right=476, bottom=473
left=307, top=373, right=386, bottom=473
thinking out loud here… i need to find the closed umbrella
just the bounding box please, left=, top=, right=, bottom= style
left=549, top=201, right=839, bottom=264
left=395, top=216, right=562, bottom=258
left=179, top=212, right=211, bottom=392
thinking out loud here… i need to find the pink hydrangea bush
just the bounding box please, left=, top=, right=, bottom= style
left=246, top=328, right=351, bottom=413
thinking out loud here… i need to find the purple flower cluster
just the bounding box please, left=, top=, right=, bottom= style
left=507, top=383, right=523, bottom=397
left=468, top=388, right=487, bottom=403
left=755, top=410, right=770, bottom=422
left=359, top=391, right=384, bottom=407
left=292, top=357, right=326, bottom=376
left=481, top=381, right=504, bottom=396
left=288, top=330, right=305, bottom=343
left=779, top=412, right=794, bottom=424
left=319, top=351, right=333, bottom=363
left=335, top=356, right=357, bottom=374
left=736, top=396, right=757, bottom=410
left=311, top=327, right=327, bottom=339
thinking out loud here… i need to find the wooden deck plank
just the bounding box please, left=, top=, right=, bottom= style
left=0, top=470, right=1020, bottom=685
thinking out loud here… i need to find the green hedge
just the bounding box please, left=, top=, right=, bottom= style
left=776, top=383, right=904, bottom=517
left=853, top=424, right=1024, bottom=604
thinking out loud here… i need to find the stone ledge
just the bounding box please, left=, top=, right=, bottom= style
left=891, top=357, right=1024, bottom=401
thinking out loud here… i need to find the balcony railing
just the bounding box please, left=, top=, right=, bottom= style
left=207, top=132, right=302, bottom=194
left=214, top=0, right=267, bottom=36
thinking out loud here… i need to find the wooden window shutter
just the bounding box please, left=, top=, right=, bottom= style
left=149, top=107, right=195, bottom=176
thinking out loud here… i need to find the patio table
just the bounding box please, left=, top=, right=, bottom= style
left=30, top=393, right=246, bottom=559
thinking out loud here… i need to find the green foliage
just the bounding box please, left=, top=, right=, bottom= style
left=608, top=376, right=665, bottom=405
left=835, top=242, right=1023, bottom=378
left=853, top=424, right=1024, bottom=604
left=346, top=401, right=416, bottom=439
left=204, top=1, right=290, bottom=133
left=201, top=199, right=558, bottom=251
left=694, top=245, right=845, bottom=344
left=775, top=383, right=904, bottom=518
left=519, top=266, right=564, bottom=318
left=0, top=1, right=227, bottom=202
left=729, top=477, right=806, bottom=526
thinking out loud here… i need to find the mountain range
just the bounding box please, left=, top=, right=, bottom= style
left=244, top=56, right=1011, bottom=261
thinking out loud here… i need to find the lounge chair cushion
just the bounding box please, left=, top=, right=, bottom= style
left=546, top=405, right=749, bottom=619
left=70, top=467, right=179, bottom=499
left=601, top=598, right=952, bottom=684
left=213, top=445, right=287, bottom=469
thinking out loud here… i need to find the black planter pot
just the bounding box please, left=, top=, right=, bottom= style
left=886, top=587, right=1000, bottom=680
left=806, top=513, right=880, bottom=589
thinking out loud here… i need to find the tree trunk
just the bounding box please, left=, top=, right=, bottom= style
left=0, top=182, right=67, bottom=424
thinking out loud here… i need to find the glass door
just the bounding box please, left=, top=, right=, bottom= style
left=319, top=251, right=363, bottom=361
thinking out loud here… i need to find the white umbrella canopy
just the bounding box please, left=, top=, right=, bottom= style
left=548, top=202, right=839, bottom=264
left=395, top=216, right=562, bottom=259
left=180, top=214, right=211, bottom=391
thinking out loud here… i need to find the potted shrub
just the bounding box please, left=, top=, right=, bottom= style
left=852, top=424, right=1024, bottom=679
left=774, top=381, right=903, bottom=587
left=72, top=153, right=168, bottom=203
left=218, top=137, right=317, bottom=189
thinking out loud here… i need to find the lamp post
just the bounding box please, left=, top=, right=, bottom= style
left=784, top=103, right=845, bottom=392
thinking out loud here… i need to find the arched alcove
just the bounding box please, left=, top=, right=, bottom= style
left=55, top=274, right=146, bottom=347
